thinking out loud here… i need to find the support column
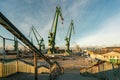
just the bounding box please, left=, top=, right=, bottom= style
left=14, top=37, right=18, bottom=59
left=3, top=38, right=5, bottom=61
left=34, top=52, right=38, bottom=80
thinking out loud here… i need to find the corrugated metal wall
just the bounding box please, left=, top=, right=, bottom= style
left=0, top=60, right=50, bottom=77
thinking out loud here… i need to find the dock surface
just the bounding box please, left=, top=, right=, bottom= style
left=0, top=69, right=100, bottom=80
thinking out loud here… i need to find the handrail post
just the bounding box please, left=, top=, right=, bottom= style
left=14, top=36, right=19, bottom=59
left=34, top=52, right=38, bottom=80
left=3, top=38, right=5, bottom=62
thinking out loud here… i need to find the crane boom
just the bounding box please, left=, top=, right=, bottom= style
left=48, top=6, right=64, bottom=53
left=30, top=26, right=45, bottom=51
left=32, top=26, right=39, bottom=45
left=65, top=19, right=74, bottom=52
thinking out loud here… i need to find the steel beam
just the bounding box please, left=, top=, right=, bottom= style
left=0, top=12, right=52, bottom=65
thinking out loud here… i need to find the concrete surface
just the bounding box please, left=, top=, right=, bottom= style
left=0, top=69, right=100, bottom=80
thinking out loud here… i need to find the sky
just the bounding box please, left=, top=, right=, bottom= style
left=0, top=0, right=120, bottom=48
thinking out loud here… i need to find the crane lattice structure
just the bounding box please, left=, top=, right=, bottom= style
left=48, top=6, right=64, bottom=54
left=65, top=19, right=74, bottom=55
left=29, top=26, right=45, bottom=51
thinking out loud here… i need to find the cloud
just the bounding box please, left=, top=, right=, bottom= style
left=76, top=13, right=120, bottom=47
left=1, top=0, right=91, bottom=47
left=1, top=0, right=120, bottom=48
left=24, top=0, right=33, bottom=4
left=63, top=0, right=89, bottom=18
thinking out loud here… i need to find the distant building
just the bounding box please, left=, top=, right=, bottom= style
left=102, top=51, right=120, bottom=64
left=87, top=51, right=120, bottom=63
left=102, top=47, right=120, bottom=52
left=102, top=51, right=120, bottom=60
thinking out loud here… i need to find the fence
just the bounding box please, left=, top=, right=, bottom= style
left=0, top=59, right=50, bottom=77
left=0, top=34, right=63, bottom=80
left=0, top=35, right=32, bottom=60
left=80, top=60, right=120, bottom=80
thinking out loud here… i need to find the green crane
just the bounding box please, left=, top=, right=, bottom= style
left=29, top=26, right=45, bottom=51
left=65, top=19, right=74, bottom=53
left=48, top=6, right=64, bottom=54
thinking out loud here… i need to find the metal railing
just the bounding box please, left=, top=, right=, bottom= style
left=0, top=34, right=32, bottom=61
left=50, top=61, right=64, bottom=80
left=0, top=12, right=63, bottom=80
left=80, top=60, right=120, bottom=80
